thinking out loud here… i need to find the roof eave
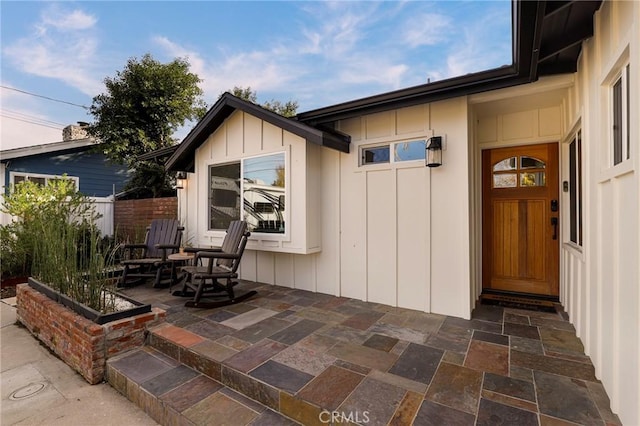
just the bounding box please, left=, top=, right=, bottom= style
left=296, top=0, right=543, bottom=125
left=165, top=93, right=350, bottom=172
left=0, top=138, right=98, bottom=162
left=297, top=66, right=525, bottom=125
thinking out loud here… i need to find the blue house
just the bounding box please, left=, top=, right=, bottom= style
left=0, top=125, right=130, bottom=234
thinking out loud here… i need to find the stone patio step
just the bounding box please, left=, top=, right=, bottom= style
left=106, top=346, right=298, bottom=425
left=139, top=323, right=337, bottom=426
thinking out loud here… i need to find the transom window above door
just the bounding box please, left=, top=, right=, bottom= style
left=492, top=156, right=546, bottom=188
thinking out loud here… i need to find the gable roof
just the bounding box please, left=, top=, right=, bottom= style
left=165, top=93, right=351, bottom=172
left=0, top=138, right=96, bottom=162
left=296, top=0, right=601, bottom=125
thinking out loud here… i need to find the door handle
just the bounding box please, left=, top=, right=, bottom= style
left=551, top=217, right=558, bottom=240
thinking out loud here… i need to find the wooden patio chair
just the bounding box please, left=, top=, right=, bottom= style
left=172, top=220, right=256, bottom=308
left=118, top=219, right=184, bottom=288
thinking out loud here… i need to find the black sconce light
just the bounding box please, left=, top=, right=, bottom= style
left=176, top=171, right=187, bottom=189
left=426, top=136, right=443, bottom=167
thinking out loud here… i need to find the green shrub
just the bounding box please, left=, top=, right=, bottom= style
left=1, top=178, right=119, bottom=312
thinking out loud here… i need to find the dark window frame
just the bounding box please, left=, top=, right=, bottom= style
left=569, top=130, right=583, bottom=246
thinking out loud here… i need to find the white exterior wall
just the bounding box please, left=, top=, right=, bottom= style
left=179, top=102, right=472, bottom=318
left=563, top=2, right=640, bottom=424
left=335, top=100, right=470, bottom=318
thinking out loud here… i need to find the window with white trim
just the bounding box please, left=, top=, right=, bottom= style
left=612, top=63, right=630, bottom=165
left=360, top=139, right=426, bottom=165
left=568, top=130, right=582, bottom=246
left=10, top=172, right=79, bottom=190
left=208, top=152, right=286, bottom=234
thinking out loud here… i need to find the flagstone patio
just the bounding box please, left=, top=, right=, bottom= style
left=110, top=281, right=621, bottom=425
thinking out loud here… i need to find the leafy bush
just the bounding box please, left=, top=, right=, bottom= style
left=1, top=178, right=119, bottom=312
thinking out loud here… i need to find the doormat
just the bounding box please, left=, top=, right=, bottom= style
left=480, top=293, right=558, bottom=313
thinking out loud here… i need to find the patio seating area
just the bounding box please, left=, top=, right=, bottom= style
left=110, top=280, right=621, bottom=425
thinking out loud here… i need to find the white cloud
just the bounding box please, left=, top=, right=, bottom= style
left=298, top=2, right=379, bottom=58
left=403, top=13, right=453, bottom=48
left=3, top=5, right=102, bottom=96
left=152, top=1, right=430, bottom=110
left=338, top=56, right=409, bottom=89
left=41, top=8, right=97, bottom=32
left=153, top=36, right=303, bottom=104
left=443, top=8, right=512, bottom=78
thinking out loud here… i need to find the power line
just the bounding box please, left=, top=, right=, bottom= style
left=1, top=108, right=67, bottom=127
left=0, top=85, right=89, bottom=109
left=0, top=114, right=63, bottom=130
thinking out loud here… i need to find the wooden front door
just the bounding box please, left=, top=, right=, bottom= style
left=482, top=143, right=559, bottom=297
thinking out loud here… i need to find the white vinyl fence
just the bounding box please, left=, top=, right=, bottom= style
left=0, top=196, right=115, bottom=237
left=87, top=197, right=114, bottom=237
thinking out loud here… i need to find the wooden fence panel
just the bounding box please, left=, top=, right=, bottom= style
left=114, top=198, right=177, bottom=241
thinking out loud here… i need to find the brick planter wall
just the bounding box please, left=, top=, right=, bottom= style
left=16, top=284, right=165, bottom=384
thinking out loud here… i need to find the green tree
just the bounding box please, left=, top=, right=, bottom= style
left=87, top=54, right=207, bottom=197
left=227, top=86, right=298, bottom=118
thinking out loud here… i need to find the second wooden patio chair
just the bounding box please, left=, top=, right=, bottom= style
left=172, top=220, right=256, bottom=308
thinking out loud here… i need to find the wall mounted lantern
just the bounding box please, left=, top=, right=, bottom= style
left=176, top=171, right=187, bottom=189
left=426, top=136, right=443, bottom=167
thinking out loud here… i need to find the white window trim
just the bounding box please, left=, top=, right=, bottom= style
left=610, top=64, right=630, bottom=165
left=600, top=44, right=632, bottom=177
left=9, top=171, right=80, bottom=188
left=206, top=150, right=289, bottom=241
left=563, top=128, right=583, bottom=250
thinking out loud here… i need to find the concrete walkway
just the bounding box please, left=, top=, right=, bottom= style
left=0, top=298, right=157, bottom=426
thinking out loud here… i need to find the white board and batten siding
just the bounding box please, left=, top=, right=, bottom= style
left=182, top=110, right=322, bottom=288
left=180, top=102, right=472, bottom=319
left=337, top=99, right=471, bottom=317
left=470, top=2, right=640, bottom=423
left=564, top=2, right=640, bottom=424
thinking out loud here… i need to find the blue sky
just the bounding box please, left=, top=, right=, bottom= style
left=1, top=1, right=512, bottom=150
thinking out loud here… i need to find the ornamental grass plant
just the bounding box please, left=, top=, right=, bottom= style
left=1, top=178, right=121, bottom=313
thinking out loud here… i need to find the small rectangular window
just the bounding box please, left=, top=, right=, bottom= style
left=569, top=131, right=583, bottom=246
left=394, top=140, right=426, bottom=162
left=626, top=64, right=630, bottom=161
left=612, top=63, right=630, bottom=165
left=11, top=173, right=78, bottom=190
left=254, top=202, right=274, bottom=213
left=613, top=78, right=623, bottom=164
left=361, top=139, right=426, bottom=166
left=362, top=146, right=390, bottom=165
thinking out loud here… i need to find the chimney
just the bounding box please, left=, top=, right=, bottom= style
left=62, top=123, right=89, bottom=141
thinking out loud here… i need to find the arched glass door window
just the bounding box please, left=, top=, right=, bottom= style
left=493, top=156, right=546, bottom=188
